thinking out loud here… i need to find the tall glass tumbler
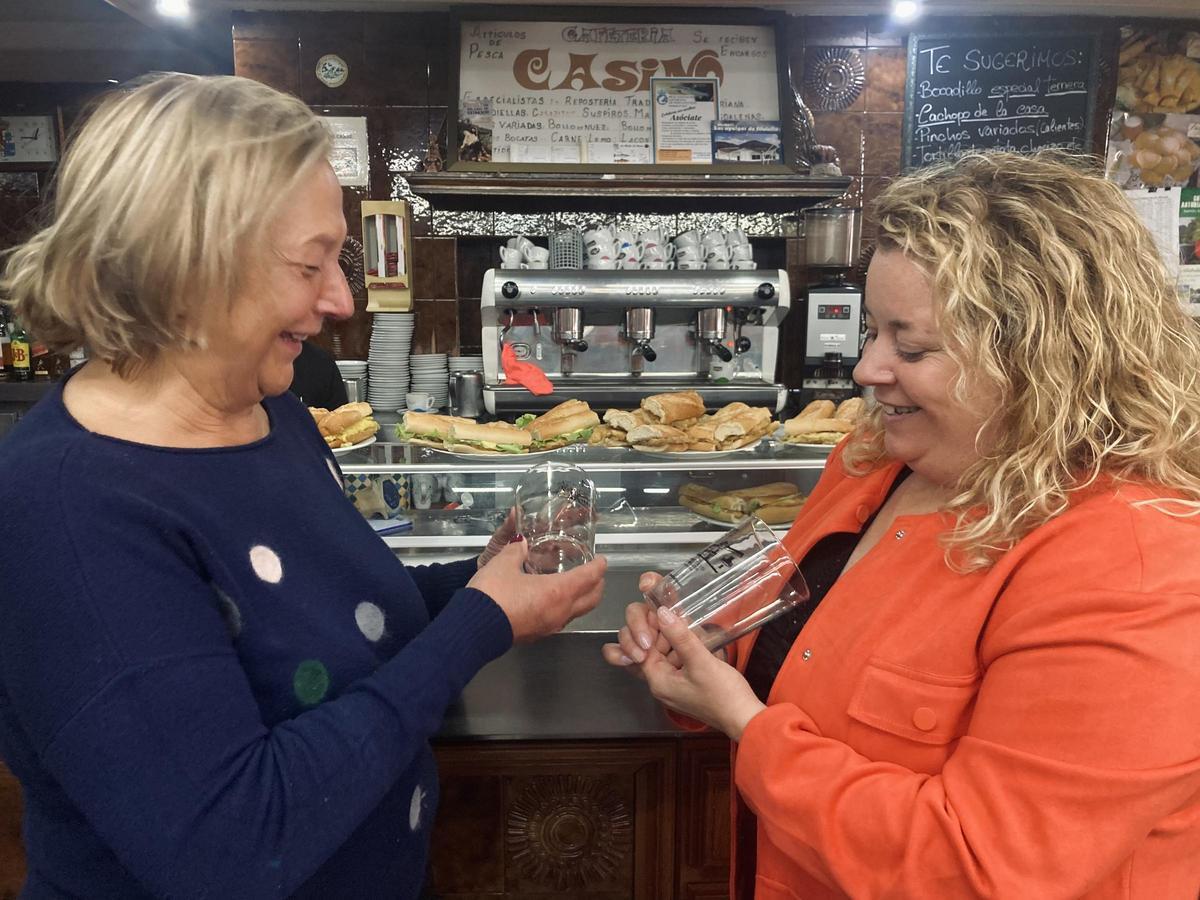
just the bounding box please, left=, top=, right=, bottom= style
left=644, top=516, right=807, bottom=651
left=513, top=461, right=598, bottom=574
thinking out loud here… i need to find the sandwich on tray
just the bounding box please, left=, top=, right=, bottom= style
left=678, top=481, right=807, bottom=525
left=641, top=390, right=707, bottom=425
left=516, top=399, right=600, bottom=449
left=445, top=419, right=533, bottom=455
left=686, top=403, right=773, bottom=451
left=625, top=422, right=691, bottom=452
left=780, top=396, right=866, bottom=446
left=315, top=402, right=380, bottom=448
left=396, top=411, right=474, bottom=448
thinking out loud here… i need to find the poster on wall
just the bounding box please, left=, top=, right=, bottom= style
left=452, top=14, right=785, bottom=170
left=1178, top=188, right=1200, bottom=314
left=650, top=77, right=719, bottom=164
left=321, top=116, right=370, bottom=187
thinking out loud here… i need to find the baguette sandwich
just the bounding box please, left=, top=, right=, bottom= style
left=687, top=405, right=773, bottom=451
left=314, top=402, right=380, bottom=448
left=625, top=422, right=691, bottom=452
left=588, top=424, right=630, bottom=447
left=641, top=390, right=706, bottom=425
left=678, top=481, right=807, bottom=525
left=602, top=407, right=651, bottom=434
left=782, top=416, right=854, bottom=445
left=517, top=399, right=600, bottom=449
left=445, top=419, right=533, bottom=455
left=396, top=411, right=474, bottom=448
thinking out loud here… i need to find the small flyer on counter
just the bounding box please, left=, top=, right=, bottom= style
left=712, top=119, right=783, bottom=164
left=650, top=77, right=719, bottom=164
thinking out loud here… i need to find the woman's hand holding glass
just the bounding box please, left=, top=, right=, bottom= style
left=603, top=579, right=764, bottom=740
left=469, top=538, right=607, bottom=642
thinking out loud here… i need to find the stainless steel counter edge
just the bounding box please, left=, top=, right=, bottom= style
left=435, top=632, right=694, bottom=741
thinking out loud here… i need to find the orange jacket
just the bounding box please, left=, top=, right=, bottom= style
left=729, top=446, right=1200, bottom=899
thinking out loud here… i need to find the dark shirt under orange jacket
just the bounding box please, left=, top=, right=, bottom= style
left=727, top=444, right=1200, bottom=899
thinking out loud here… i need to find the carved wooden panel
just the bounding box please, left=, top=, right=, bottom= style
left=0, top=763, right=25, bottom=900
left=431, top=740, right=675, bottom=900
left=676, top=737, right=731, bottom=900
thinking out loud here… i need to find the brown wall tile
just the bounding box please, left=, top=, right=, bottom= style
left=362, top=15, right=435, bottom=107
left=863, top=113, right=902, bottom=176
left=412, top=237, right=457, bottom=300
left=411, top=298, right=438, bottom=354
left=371, top=106, right=437, bottom=177
left=811, top=111, right=864, bottom=175
left=298, top=15, right=368, bottom=107
left=337, top=300, right=373, bottom=361
left=432, top=300, right=460, bottom=354
left=233, top=38, right=300, bottom=97
left=864, top=48, right=906, bottom=113
left=457, top=297, right=483, bottom=355
left=457, top=238, right=495, bottom=301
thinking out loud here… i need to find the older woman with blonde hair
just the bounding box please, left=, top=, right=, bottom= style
left=0, top=73, right=605, bottom=898
left=607, top=150, right=1200, bottom=898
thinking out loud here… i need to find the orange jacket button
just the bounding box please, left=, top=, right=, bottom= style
left=855, top=505, right=871, bottom=523
left=912, top=707, right=938, bottom=732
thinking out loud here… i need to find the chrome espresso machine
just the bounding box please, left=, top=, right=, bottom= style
left=480, top=269, right=791, bottom=415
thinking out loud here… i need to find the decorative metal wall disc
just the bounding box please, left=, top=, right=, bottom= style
left=804, top=48, right=866, bottom=111
left=339, top=235, right=366, bottom=296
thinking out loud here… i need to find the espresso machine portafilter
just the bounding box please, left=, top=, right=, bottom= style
left=695, top=308, right=733, bottom=362
left=622, top=308, right=657, bottom=366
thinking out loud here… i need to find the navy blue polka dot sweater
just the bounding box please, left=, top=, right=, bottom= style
left=0, top=378, right=513, bottom=898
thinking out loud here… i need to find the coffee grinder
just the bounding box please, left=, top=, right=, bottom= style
left=802, top=206, right=863, bottom=402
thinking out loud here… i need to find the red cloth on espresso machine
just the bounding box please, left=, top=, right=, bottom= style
left=501, top=343, right=554, bottom=395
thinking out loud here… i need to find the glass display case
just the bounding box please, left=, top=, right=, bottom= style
left=338, top=437, right=831, bottom=631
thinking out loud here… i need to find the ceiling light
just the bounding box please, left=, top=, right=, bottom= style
left=892, top=0, right=922, bottom=22
left=155, top=0, right=190, bottom=18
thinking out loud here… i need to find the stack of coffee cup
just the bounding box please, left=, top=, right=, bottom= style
left=637, top=228, right=674, bottom=270
left=670, top=229, right=756, bottom=271
left=499, top=235, right=550, bottom=270
left=582, top=224, right=619, bottom=270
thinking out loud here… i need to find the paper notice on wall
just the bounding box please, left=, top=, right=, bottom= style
left=613, top=142, right=651, bottom=164
left=505, top=126, right=552, bottom=163
left=1126, top=187, right=1182, bottom=279
left=551, top=141, right=581, bottom=163
left=585, top=142, right=615, bottom=164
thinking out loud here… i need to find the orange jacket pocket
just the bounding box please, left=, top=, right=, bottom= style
left=847, top=657, right=980, bottom=746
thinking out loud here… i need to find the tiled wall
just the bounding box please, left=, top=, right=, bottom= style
left=230, top=10, right=1128, bottom=386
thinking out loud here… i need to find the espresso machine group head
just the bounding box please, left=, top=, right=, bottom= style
left=480, top=269, right=791, bottom=414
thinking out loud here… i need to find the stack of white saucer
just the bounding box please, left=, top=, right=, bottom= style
left=448, top=355, right=484, bottom=376
left=409, top=353, right=449, bottom=410
left=367, top=313, right=414, bottom=411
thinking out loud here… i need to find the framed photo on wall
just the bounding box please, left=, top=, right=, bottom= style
left=447, top=6, right=797, bottom=174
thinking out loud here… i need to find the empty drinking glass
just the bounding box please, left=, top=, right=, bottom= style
left=643, top=516, right=807, bottom=651
left=514, top=462, right=598, bottom=574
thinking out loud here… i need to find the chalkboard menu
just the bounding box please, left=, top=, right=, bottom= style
left=903, top=31, right=1100, bottom=171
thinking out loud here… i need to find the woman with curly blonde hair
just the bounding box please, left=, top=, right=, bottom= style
left=608, top=150, right=1200, bottom=898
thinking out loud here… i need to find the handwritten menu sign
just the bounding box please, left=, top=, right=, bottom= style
left=454, top=18, right=781, bottom=166
left=903, top=31, right=1099, bottom=171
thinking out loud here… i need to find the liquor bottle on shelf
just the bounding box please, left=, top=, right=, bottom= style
left=9, top=317, right=32, bottom=382
left=0, top=310, right=11, bottom=378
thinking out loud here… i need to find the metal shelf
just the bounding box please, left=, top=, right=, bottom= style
left=407, top=171, right=851, bottom=214
left=338, top=440, right=831, bottom=475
